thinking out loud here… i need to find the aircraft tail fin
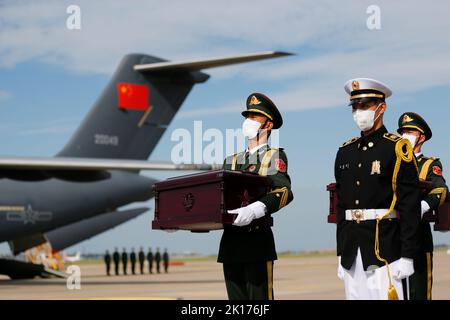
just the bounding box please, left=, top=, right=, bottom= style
left=57, top=53, right=206, bottom=160
left=57, top=52, right=293, bottom=160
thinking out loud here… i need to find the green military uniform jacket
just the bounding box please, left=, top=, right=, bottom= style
left=217, top=144, right=294, bottom=264
left=417, top=154, right=448, bottom=252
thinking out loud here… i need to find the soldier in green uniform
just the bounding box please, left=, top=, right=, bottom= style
left=138, top=247, right=145, bottom=275
left=121, top=248, right=128, bottom=275
left=219, top=92, right=294, bottom=300
left=397, top=112, right=448, bottom=300
left=155, top=247, right=161, bottom=274
left=147, top=247, right=154, bottom=274
left=113, top=247, right=120, bottom=276
left=130, top=248, right=137, bottom=275
left=104, top=250, right=111, bottom=276
left=163, top=248, right=169, bottom=273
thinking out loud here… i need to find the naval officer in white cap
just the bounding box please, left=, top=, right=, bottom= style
left=334, top=78, right=421, bottom=299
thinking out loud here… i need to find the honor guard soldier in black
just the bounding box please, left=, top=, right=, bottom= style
left=218, top=93, right=294, bottom=300
left=397, top=112, right=448, bottom=300
left=335, top=78, right=421, bottom=300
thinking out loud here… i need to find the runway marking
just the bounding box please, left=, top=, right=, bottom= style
left=86, top=296, right=178, bottom=300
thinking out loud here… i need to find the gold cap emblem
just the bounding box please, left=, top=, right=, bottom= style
left=249, top=95, right=261, bottom=105
left=402, top=114, right=414, bottom=123
left=351, top=81, right=360, bottom=91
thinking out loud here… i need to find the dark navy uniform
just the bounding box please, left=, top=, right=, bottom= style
left=155, top=248, right=161, bottom=273
left=335, top=126, right=421, bottom=270
left=397, top=112, right=448, bottom=300
left=218, top=93, right=293, bottom=300
left=336, top=78, right=422, bottom=300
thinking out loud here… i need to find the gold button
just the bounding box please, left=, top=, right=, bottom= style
left=368, top=142, right=374, bottom=148
left=358, top=163, right=362, bottom=168
left=356, top=181, right=360, bottom=186
left=355, top=200, right=359, bottom=205
left=363, top=146, right=367, bottom=151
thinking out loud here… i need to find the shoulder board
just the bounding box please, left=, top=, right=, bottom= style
left=269, top=147, right=284, bottom=152
left=383, top=133, right=402, bottom=142
left=340, top=137, right=359, bottom=148
left=227, top=152, right=242, bottom=160
left=428, top=156, right=440, bottom=161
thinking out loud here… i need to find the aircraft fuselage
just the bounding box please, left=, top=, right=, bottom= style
left=0, top=170, right=156, bottom=242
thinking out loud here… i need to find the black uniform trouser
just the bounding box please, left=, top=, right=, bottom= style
left=106, top=263, right=110, bottom=275
left=223, top=261, right=274, bottom=300
left=156, top=262, right=160, bottom=273
left=409, top=252, right=433, bottom=300
left=140, top=262, right=144, bottom=274
left=131, top=261, right=136, bottom=274
left=114, top=262, right=119, bottom=275
left=164, top=262, right=169, bottom=273
left=148, top=262, right=153, bottom=273
left=122, top=262, right=127, bottom=275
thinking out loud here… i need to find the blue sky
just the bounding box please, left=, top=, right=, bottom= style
left=1, top=0, right=450, bottom=255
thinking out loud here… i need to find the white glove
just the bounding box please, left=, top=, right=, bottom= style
left=392, top=257, right=414, bottom=280
left=421, top=200, right=431, bottom=218
left=337, top=256, right=345, bottom=280
left=228, top=201, right=267, bottom=227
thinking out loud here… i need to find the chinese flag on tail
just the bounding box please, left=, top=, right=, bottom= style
left=117, top=83, right=149, bottom=111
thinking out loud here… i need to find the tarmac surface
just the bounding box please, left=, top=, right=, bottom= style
left=0, top=250, right=449, bottom=300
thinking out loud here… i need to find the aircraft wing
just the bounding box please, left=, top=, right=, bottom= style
left=0, top=156, right=222, bottom=171
left=134, top=51, right=294, bottom=73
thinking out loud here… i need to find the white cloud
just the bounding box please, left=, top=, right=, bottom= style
left=1, top=0, right=450, bottom=116
left=0, top=117, right=79, bottom=136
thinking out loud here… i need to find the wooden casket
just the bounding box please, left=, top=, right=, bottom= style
left=152, top=170, right=272, bottom=232
left=327, top=181, right=449, bottom=232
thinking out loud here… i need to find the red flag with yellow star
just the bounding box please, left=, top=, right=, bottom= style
left=117, top=83, right=149, bottom=111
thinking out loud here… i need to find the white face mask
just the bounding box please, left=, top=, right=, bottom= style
left=242, top=118, right=263, bottom=139
left=402, top=133, right=418, bottom=149
left=352, top=104, right=381, bottom=132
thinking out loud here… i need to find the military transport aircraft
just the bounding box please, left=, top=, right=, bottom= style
left=0, top=51, right=292, bottom=278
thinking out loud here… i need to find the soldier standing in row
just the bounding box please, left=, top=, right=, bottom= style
left=163, top=248, right=169, bottom=273
left=397, top=112, right=448, bottom=300
left=113, top=247, right=120, bottom=276
left=335, top=78, right=421, bottom=300
left=138, top=247, right=145, bottom=275
left=130, top=248, right=136, bottom=275
left=220, top=93, right=294, bottom=300
left=155, top=247, right=161, bottom=274
left=104, top=250, right=111, bottom=276
left=121, top=248, right=128, bottom=275
left=147, top=247, right=154, bottom=274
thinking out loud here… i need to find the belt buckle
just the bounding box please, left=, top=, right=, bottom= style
left=352, top=209, right=364, bottom=224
